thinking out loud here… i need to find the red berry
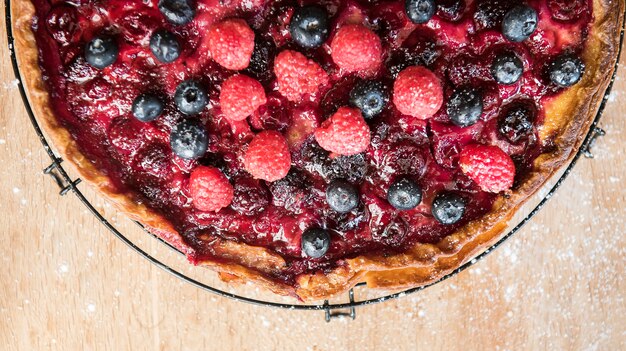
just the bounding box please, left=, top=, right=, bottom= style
left=286, top=106, right=320, bottom=147
left=208, top=19, right=255, bottom=70
left=189, top=166, right=234, bottom=212
left=331, top=24, right=382, bottom=73
left=220, top=74, right=267, bottom=121
left=459, top=144, right=516, bottom=193
left=274, top=50, right=329, bottom=102
left=314, top=107, right=371, bottom=156
left=244, top=131, right=292, bottom=182
left=393, top=66, right=444, bottom=118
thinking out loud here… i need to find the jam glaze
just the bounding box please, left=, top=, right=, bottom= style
left=32, top=0, right=592, bottom=284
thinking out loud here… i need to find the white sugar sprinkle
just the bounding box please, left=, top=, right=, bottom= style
left=57, top=264, right=69, bottom=274
left=86, top=303, right=96, bottom=312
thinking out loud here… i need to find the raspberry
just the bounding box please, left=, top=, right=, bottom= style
left=393, top=66, right=443, bottom=118
left=459, top=144, right=516, bottom=193
left=220, top=74, right=267, bottom=121
left=274, top=50, right=329, bottom=102
left=331, top=24, right=382, bottom=73
left=189, top=166, right=234, bottom=212
left=244, top=131, right=292, bottom=182
left=208, top=19, right=255, bottom=70
left=314, top=107, right=371, bottom=156
left=286, top=106, right=320, bottom=147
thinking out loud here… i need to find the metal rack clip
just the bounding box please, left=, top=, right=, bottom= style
left=43, top=158, right=82, bottom=195
left=583, top=127, right=606, bottom=159
left=324, top=289, right=356, bottom=322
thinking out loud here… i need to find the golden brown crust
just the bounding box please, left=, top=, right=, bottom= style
left=11, top=0, right=624, bottom=301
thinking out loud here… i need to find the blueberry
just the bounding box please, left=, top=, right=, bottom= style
left=405, top=0, right=436, bottom=24
left=85, top=36, right=118, bottom=69
left=158, top=0, right=195, bottom=26
left=387, top=177, right=422, bottom=210
left=174, top=80, right=208, bottom=115
left=447, top=87, right=483, bottom=127
left=326, top=179, right=359, bottom=213
left=499, top=104, right=535, bottom=143
left=502, top=5, right=538, bottom=42
left=549, top=54, right=584, bottom=87
left=301, top=228, right=331, bottom=258
left=170, top=118, right=208, bottom=159
left=349, top=80, right=388, bottom=119
left=289, top=6, right=330, bottom=48
left=432, top=192, right=466, bottom=225
left=132, top=94, right=164, bottom=122
left=149, top=30, right=180, bottom=63
left=491, top=52, right=524, bottom=85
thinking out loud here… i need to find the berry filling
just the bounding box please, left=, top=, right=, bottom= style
left=31, top=0, right=592, bottom=285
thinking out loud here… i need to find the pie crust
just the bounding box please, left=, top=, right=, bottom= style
left=11, top=0, right=624, bottom=300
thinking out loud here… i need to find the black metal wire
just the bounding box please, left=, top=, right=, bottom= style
left=5, top=0, right=624, bottom=313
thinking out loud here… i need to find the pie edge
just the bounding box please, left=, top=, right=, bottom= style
left=10, top=0, right=624, bottom=300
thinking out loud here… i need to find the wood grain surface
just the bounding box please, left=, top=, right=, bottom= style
left=0, top=4, right=624, bottom=350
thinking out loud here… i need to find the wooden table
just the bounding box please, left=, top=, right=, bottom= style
left=1, top=5, right=624, bottom=350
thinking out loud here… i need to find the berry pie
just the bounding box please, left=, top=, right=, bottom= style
left=12, top=0, right=624, bottom=300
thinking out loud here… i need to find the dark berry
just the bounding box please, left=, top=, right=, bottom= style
left=405, top=0, right=436, bottom=24
left=432, top=192, right=466, bottom=225
left=387, top=177, right=422, bottom=210
left=149, top=29, right=180, bottom=63
left=135, top=143, right=171, bottom=178
left=231, top=178, right=270, bottom=216
left=387, top=31, right=441, bottom=76
left=174, top=80, right=208, bottom=115
left=374, top=217, right=408, bottom=246
left=349, top=80, right=388, bottom=119
left=245, top=37, right=277, bottom=84
left=404, top=31, right=442, bottom=66
left=386, top=48, right=422, bottom=78
left=84, top=36, right=118, bottom=69
left=499, top=104, right=535, bottom=143
left=327, top=154, right=368, bottom=183
left=109, top=117, right=144, bottom=154
left=502, top=5, right=538, bottom=42
left=437, top=0, right=465, bottom=22
left=132, top=94, right=164, bottom=122
left=549, top=54, right=584, bottom=87
left=473, top=1, right=509, bottom=31
left=269, top=171, right=312, bottom=214
left=299, top=140, right=368, bottom=183
left=447, top=87, right=483, bottom=127
left=289, top=6, right=330, bottom=49
left=301, top=228, right=331, bottom=258
left=491, top=52, right=524, bottom=85
left=548, top=0, right=587, bottom=22
left=46, top=5, right=79, bottom=45
left=158, top=0, right=195, bottom=26
left=170, top=118, right=208, bottom=159
left=326, top=179, right=359, bottom=213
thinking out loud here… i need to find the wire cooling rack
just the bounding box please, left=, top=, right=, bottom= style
left=5, top=1, right=624, bottom=321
